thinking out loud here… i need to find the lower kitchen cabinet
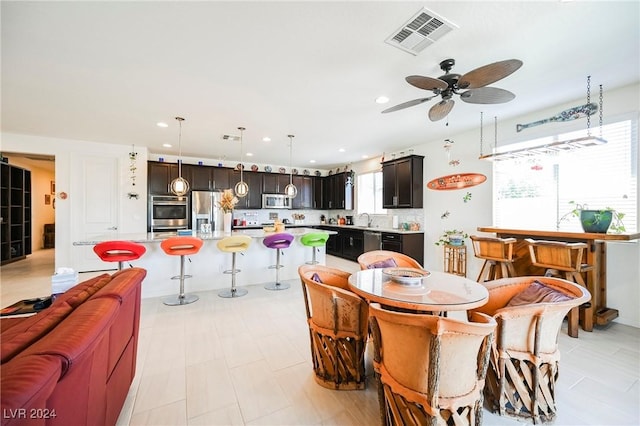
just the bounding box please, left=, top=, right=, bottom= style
left=381, top=232, right=424, bottom=266
left=319, top=226, right=364, bottom=261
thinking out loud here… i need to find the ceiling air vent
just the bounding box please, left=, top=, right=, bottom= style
left=385, top=7, right=457, bottom=55
left=222, top=134, right=240, bottom=141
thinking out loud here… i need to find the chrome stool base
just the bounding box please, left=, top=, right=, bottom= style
left=264, top=282, right=290, bottom=291
left=218, top=287, right=248, bottom=298
left=162, top=294, right=199, bottom=306
left=305, top=260, right=320, bottom=265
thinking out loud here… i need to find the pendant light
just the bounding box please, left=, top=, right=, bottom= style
left=284, top=134, right=297, bottom=198
left=234, top=126, right=249, bottom=198
left=170, top=116, right=190, bottom=196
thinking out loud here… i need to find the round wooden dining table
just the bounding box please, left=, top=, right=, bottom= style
left=348, top=268, right=489, bottom=312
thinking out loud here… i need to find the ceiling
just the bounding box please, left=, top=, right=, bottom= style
left=2, top=1, right=639, bottom=169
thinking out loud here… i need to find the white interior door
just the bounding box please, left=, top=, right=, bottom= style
left=72, top=154, right=120, bottom=272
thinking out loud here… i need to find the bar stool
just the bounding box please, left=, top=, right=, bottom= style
left=93, top=240, right=146, bottom=270
left=160, top=236, right=203, bottom=306
left=470, top=235, right=517, bottom=282
left=263, top=232, right=294, bottom=291
left=300, top=232, right=329, bottom=265
left=217, top=235, right=252, bottom=298
left=525, top=238, right=594, bottom=337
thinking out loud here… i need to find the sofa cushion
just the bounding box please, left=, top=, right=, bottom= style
left=506, top=280, right=574, bottom=307
left=366, top=258, right=398, bottom=269
left=55, top=273, right=112, bottom=308
left=1, top=304, right=74, bottom=363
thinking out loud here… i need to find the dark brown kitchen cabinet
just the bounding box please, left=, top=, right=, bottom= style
left=323, top=172, right=353, bottom=210
left=292, top=176, right=313, bottom=209
left=313, top=177, right=324, bottom=209
left=381, top=232, right=424, bottom=265
left=317, top=226, right=363, bottom=261
left=183, top=164, right=231, bottom=191
left=382, top=155, right=424, bottom=208
left=262, top=173, right=291, bottom=194
left=148, top=161, right=179, bottom=195
left=230, top=171, right=262, bottom=209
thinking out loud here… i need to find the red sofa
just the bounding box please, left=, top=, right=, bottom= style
left=1, top=268, right=146, bottom=426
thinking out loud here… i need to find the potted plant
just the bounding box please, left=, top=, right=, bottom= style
left=559, top=201, right=626, bottom=234
left=435, top=229, right=469, bottom=246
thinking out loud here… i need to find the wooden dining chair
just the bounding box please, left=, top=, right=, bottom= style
left=470, top=276, right=590, bottom=424
left=368, top=303, right=496, bottom=426
left=298, top=265, right=369, bottom=390
left=357, top=250, right=422, bottom=270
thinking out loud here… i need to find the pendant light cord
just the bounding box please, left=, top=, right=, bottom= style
left=288, top=135, right=294, bottom=185
left=176, top=116, right=185, bottom=177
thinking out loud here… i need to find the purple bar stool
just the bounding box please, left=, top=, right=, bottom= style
left=262, top=232, right=294, bottom=291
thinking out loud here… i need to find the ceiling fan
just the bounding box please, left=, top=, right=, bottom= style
left=382, top=58, right=523, bottom=121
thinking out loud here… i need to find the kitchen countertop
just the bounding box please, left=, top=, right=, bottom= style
left=72, top=227, right=336, bottom=245
left=317, top=224, right=424, bottom=234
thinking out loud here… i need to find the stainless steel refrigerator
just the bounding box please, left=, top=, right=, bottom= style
left=191, top=191, right=224, bottom=232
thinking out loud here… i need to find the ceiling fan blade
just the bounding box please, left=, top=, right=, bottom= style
left=381, top=96, right=437, bottom=113
left=428, top=99, right=455, bottom=121
left=406, top=75, right=448, bottom=91
left=458, top=59, right=523, bottom=89
left=460, top=87, right=515, bottom=104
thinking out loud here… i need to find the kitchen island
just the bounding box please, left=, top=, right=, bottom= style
left=73, top=228, right=335, bottom=299
left=477, top=226, right=640, bottom=326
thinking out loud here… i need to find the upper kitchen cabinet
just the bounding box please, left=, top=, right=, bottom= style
left=382, top=155, right=424, bottom=208
left=230, top=170, right=262, bottom=209
left=262, top=173, right=291, bottom=194
left=183, top=164, right=231, bottom=191
left=323, top=173, right=352, bottom=210
left=148, top=161, right=179, bottom=195
left=291, top=176, right=314, bottom=209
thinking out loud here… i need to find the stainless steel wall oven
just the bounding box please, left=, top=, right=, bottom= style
left=149, top=195, right=189, bottom=231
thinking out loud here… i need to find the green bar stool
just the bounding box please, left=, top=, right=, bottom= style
left=300, top=232, right=329, bottom=265
left=217, top=235, right=252, bottom=298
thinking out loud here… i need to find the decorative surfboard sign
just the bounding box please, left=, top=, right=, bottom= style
left=516, top=103, right=597, bottom=133
left=427, top=173, right=487, bottom=191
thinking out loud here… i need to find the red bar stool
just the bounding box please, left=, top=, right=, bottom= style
left=262, top=232, right=294, bottom=291
left=93, top=240, right=146, bottom=270
left=217, top=235, right=252, bottom=298
left=160, top=236, right=203, bottom=306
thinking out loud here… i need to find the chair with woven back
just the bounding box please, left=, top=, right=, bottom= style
left=357, top=250, right=422, bottom=270
left=469, top=276, right=590, bottom=424
left=368, top=302, right=496, bottom=426
left=525, top=238, right=594, bottom=336
left=298, top=264, right=369, bottom=390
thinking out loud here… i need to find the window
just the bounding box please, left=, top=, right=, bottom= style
left=357, top=171, right=387, bottom=215
left=494, top=118, right=637, bottom=233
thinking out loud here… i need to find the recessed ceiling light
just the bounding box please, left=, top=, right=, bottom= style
left=157, top=122, right=169, bottom=128
left=362, top=154, right=369, bottom=159
left=309, top=160, right=316, bottom=163
left=162, top=143, right=172, bottom=148
left=262, top=137, right=271, bottom=142
left=338, top=148, right=345, bottom=153
left=246, top=152, right=253, bottom=157
left=375, top=96, right=390, bottom=104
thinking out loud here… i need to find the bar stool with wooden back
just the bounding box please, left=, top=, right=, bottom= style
left=525, top=238, right=594, bottom=337
left=300, top=232, right=329, bottom=265
left=160, top=236, right=203, bottom=306
left=217, top=235, right=252, bottom=298
left=262, top=232, right=294, bottom=291
left=470, top=235, right=517, bottom=282
left=93, top=240, right=146, bottom=271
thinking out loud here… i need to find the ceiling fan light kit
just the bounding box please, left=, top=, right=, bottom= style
left=383, top=58, right=523, bottom=121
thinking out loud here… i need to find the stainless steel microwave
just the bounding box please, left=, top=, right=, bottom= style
left=262, top=193, right=291, bottom=209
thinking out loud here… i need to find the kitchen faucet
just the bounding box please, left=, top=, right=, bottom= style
left=359, top=212, right=372, bottom=227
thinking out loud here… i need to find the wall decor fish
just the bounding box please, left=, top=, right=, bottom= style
left=516, top=103, right=597, bottom=132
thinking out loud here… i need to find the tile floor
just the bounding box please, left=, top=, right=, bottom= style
left=1, top=249, right=639, bottom=425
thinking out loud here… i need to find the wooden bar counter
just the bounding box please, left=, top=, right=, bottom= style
left=477, top=226, right=640, bottom=326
